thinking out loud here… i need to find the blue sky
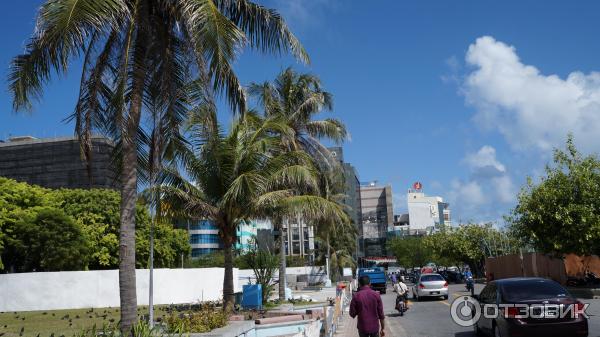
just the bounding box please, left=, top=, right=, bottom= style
left=3, top=1, right=600, bottom=224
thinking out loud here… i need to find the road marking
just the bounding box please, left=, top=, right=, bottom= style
left=441, top=300, right=451, bottom=307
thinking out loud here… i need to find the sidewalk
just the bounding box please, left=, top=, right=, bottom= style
left=334, top=308, right=394, bottom=337
left=334, top=308, right=359, bottom=337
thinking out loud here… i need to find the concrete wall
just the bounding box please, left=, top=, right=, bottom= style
left=238, top=266, right=326, bottom=287
left=0, top=268, right=239, bottom=312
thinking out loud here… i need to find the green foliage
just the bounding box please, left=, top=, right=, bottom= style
left=0, top=177, right=190, bottom=272
left=243, top=248, right=278, bottom=304
left=0, top=177, right=52, bottom=269
left=387, top=236, right=432, bottom=268
left=183, top=251, right=249, bottom=269
left=165, top=304, right=227, bottom=333
left=286, top=255, right=308, bottom=267
left=509, top=136, right=600, bottom=256
left=3, top=207, right=89, bottom=272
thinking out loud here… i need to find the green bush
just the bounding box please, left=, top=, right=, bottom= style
left=242, top=249, right=278, bottom=304
left=0, top=177, right=191, bottom=272
left=184, top=251, right=250, bottom=269
left=166, top=304, right=228, bottom=333
left=286, top=255, right=307, bottom=267
left=3, top=207, right=89, bottom=272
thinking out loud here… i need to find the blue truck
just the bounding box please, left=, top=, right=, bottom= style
left=357, top=267, right=387, bottom=294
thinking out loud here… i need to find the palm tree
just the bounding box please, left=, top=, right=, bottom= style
left=9, top=1, right=306, bottom=332
left=249, top=68, right=348, bottom=299
left=312, top=169, right=357, bottom=281
left=158, top=108, right=346, bottom=310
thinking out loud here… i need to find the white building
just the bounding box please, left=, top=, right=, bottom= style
left=406, top=184, right=451, bottom=231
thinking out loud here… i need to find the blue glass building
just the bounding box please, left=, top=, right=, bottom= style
left=189, top=220, right=222, bottom=257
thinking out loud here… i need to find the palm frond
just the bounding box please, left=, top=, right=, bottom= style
left=305, top=119, right=348, bottom=143
left=215, top=0, right=309, bottom=64
left=9, top=0, right=128, bottom=111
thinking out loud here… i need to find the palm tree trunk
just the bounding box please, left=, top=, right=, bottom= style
left=278, top=222, right=287, bottom=301
left=223, top=236, right=235, bottom=311
left=119, top=9, right=148, bottom=332
left=119, top=133, right=140, bottom=334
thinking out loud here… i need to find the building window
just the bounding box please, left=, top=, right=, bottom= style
left=189, top=220, right=218, bottom=230
left=190, top=234, right=221, bottom=244
left=292, top=242, right=300, bottom=255
left=192, top=248, right=220, bottom=257
left=292, top=227, right=300, bottom=241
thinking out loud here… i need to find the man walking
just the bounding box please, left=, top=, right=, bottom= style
left=349, top=275, right=385, bottom=337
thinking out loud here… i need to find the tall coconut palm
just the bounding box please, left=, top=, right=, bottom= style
left=312, top=168, right=356, bottom=281
left=9, top=1, right=307, bottom=332
left=249, top=68, right=348, bottom=299
left=158, top=107, right=347, bottom=310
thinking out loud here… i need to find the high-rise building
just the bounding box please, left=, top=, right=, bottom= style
left=186, top=218, right=317, bottom=260
left=236, top=219, right=273, bottom=252
left=0, top=135, right=117, bottom=189
left=359, top=182, right=394, bottom=257
left=328, top=147, right=362, bottom=229
left=406, top=182, right=451, bottom=231
left=279, top=217, right=315, bottom=262
left=188, top=220, right=221, bottom=257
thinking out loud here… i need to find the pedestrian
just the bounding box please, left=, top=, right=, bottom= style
left=390, top=272, right=397, bottom=284
left=349, top=275, right=385, bottom=337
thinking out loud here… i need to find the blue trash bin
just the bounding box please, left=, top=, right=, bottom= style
left=242, top=284, right=263, bottom=310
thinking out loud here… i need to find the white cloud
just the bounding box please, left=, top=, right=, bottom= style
left=492, top=175, right=516, bottom=203
left=266, top=0, right=334, bottom=31
left=464, top=36, right=600, bottom=153
left=448, top=146, right=516, bottom=222
left=463, top=145, right=506, bottom=176
left=449, top=179, right=486, bottom=206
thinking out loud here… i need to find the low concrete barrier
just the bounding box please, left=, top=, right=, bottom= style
left=0, top=268, right=239, bottom=312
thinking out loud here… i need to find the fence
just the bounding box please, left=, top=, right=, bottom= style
left=323, top=282, right=350, bottom=337
left=485, top=253, right=567, bottom=284
left=564, top=254, right=600, bottom=277
left=0, top=268, right=239, bottom=312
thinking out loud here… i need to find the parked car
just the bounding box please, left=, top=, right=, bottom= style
left=440, top=270, right=462, bottom=283
left=412, top=273, right=448, bottom=301
left=473, top=277, right=588, bottom=337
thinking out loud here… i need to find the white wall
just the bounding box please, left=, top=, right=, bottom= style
left=0, top=268, right=239, bottom=312
left=238, top=266, right=326, bottom=287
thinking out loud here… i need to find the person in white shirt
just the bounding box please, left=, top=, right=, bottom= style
left=393, top=276, right=409, bottom=312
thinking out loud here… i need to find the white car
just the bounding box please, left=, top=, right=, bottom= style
left=412, top=273, right=448, bottom=301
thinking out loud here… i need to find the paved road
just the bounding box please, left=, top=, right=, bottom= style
left=341, top=282, right=600, bottom=337
left=383, top=283, right=484, bottom=337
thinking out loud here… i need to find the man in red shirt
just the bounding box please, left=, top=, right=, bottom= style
left=349, top=275, right=386, bottom=337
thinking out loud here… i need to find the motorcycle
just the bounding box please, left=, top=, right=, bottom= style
left=465, top=277, right=474, bottom=296
left=395, top=293, right=408, bottom=316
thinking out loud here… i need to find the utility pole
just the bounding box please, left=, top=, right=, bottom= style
left=149, top=210, right=155, bottom=328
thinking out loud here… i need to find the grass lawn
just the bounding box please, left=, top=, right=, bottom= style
left=0, top=306, right=171, bottom=337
